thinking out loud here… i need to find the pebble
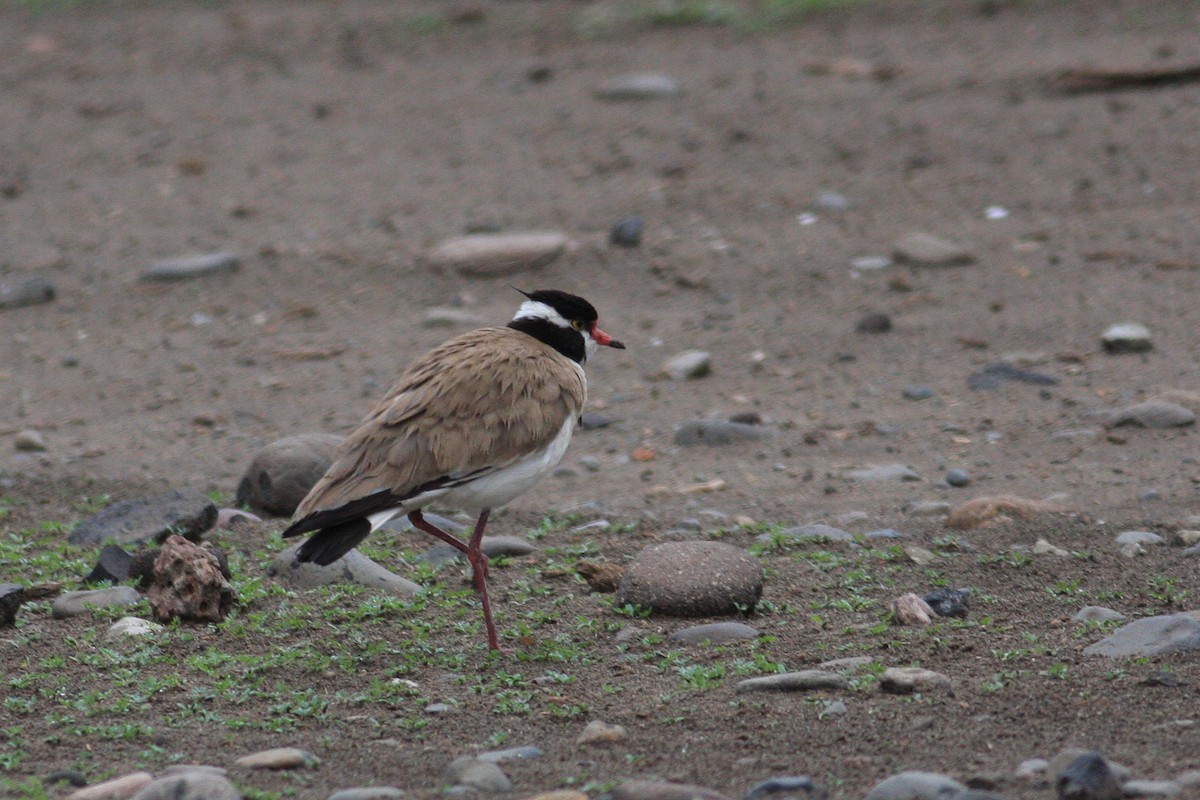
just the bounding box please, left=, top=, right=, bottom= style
left=615, top=541, right=763, bottom=616
left=580, top=412, right=614, bottom=430
left=735, top=670, right=849, bottom=693
left=864, top=528, right=905, bottom=540
left=668, top=621, right=759, bottom=645
left=879, top=667, right=952, bottom=694
left=140, top=251, right=240, bottom=282
left=865, top=771, right=966, bottom=800
left=813, top=190, right=851, bottom=212
left=106, top=616, right=164, bottom=639
left=1122, top=780, right=1182, bottom=797
left=422, top=232, right=568, bottom=278
left=52, top=586, right=143, bottom=619
left=236, top=434, right=344, bottom=516
left=576, top=720, right=628, bottom=745
left=846, top=464, right=920, bottom=482
left=744, top=776, right=820, bottom=800
left=1101, top=322, right=1153, bottom=353
left=1033, top=538, right=1071, bottom=557
left=1083, top=613, right=1200, bottom=657
left=0, top=274, right=56, bottom=308
left=851, top=255, right=893, bottom=271
left=1108, top=401, right=1195, bottom=429
left=893, top=232, right=974, bottom=267
left=269, top=543, right=421, bottom=596
left=422, top=307, right=483, bottom=328
left=1055, top=751, right=1122, bottom=800
left=902, top=385, right=933, bottom=401
left=945, top=468, right=970, bottom=487
left=855, top=312, right=892, bottom=334
left=14, top=429, right=47, bottom=451
left=610, top=216, right=644, bottom=247
left=968, top=362, right=1059, bottom=390
left=908, top=501, right=951, bottom=517
left=131, top=771, right=240, bottom=800
left=234, top=747, right=319, bottom=770
left=477, top=745, right=543, bottom=762
left=327, top=789, right=406, bottom=800
left=594, top=72, right=682, bottom=100
left=610, top=781, right=731, bottom=800
left=1115, top=530, right=1165, bottom=547
left=675, top=420, right=776, bottom=446
left=69, top=488, right=217, bottom=547
left=662, top=350, right=712, bottom=380
left=1015, top=759, right=1049, bottom=783
left=762, top=524, right=854, bottom=544
left=66, top=772, right=153, bottom=800
left=924, top=588, right=970, bottom=618
left=445, top=756, right=511, bottom=792
left=1074, top=606, right=1126, bottom=623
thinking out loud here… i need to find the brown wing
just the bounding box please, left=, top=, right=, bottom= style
left=292, top=327, right=586, bottom=522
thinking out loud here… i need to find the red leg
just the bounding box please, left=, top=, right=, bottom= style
left=408, top=509, right=501, bottom=651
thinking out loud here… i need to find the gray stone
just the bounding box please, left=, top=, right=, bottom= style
left=476, top=746, right=542, bottom=763
left=923, top=588, right=970, bottom=618
left=1083, top=613, right=1200, bottom=657
left=1114, top=530, right=1165, bottom=547
left=903, top=385, right=934, bottom=401
left=140, top=251, right=240, bottom=282
left=445, top=756, right=511, bottom=792
left=818, top=656, right=876, bottom=671
left=663, top=350, right=712, bottom=380
left=744, top=776, right=820, bottom=800
left=610, top=216, right=644, bottom=247
left=1015, top=758, right=1049, bottom=782
left=879, top=667, right=952, bottom=694
left=131, top=771, right=240, bottom=800
left=944, top=469, right=971, bottom=487
left=270, top=543, right=421, bottom=596
left=327, top=789, right=406, bottom=800
left=675, top=420, right=776, bottom=447
left=594, top=72, right=682, bottom=100
left=669, top=621, right=759, bottom=645
left=814, top=190, right=851, bottom=212
left=846, top=464, right=920, bottom=482
left=107, top=616, right=164, bottom=639
left=1074, top=606, right=1126, bottom=624
left=760, top=524, right=854, bottom=544
left=968, top=362, right=1059, bottom=390
left=0, top=274, right=56, bottom=308
left=234, top=747, right=319, bottom=770
left=0, top=583, right=24, bottom=627
left=1101, top=322, right=1153, bottom=353
left=52, top=586, right=142, bottom=619
left=237, top=434, right=344, bottom=516
left=893, top=233, right=974, bottom=267
left=610, top=781, right=731, bottom=800
left=422, top=232, right=568, bottom=278
left=70, top=488, right=216, bottom=547
left=1108, top=401, right=1195, bottom=429
left=864, top=771, right=967, bottom=800
left=856, top=312, right=892, bottom=334
left=1121, top=780, right=1181, bottom=797
left=908, top=501, right=951, bottom=517
left=422, top=307, right=482, bottom=328
left=736, top=670, right=848, bottom=693
left=1055, top=751, right=1122, bottom=800
left=851, top=256, right=893, bottom=271
left=616, top=541, right=763, bottom=617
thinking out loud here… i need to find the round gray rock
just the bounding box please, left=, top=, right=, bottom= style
left=615, top=541, right=763, bottom=616
left=69, top=488, right=217, bottom=547
left=1083, top=613, right=1200, bottom=657
left=865, top=771, right=967, bottom=800
left=1108, top=401, right=1195, bottom=429
left=445, top=756, right=511, bottom=792
left=52, top=586, right=143, bottom=619
left=237, top=434, right=343, bottom=516
left=131, top=771, right=240, bottom=800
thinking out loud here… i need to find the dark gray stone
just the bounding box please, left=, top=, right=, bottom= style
left=856, top=312, right=892, bottom=334
left=476, top=746, right=542, bottom=763
left=675, top=420, right=775, bottom=446
left=616, top=541, right=763, bottom=617
left=610, top=216, right=644, bottom=247
left=1056, top=752, right=1122, bottom=800
left=968, top=362, right=1059, bottom=390
left=84, top=544, right=134, bottom=584
left=69, top=488, right=216, bottom=547
left=761, top=524, right=854, bottom=544
left=0, top=275, right=55, bottom=309
left=945, top=469, right=971, bottom=487
left=903, top=385, right=934, bottom=401
left=237, top=434, right=344, bottom=516
left=0, top=583, right=24, bottom=627
left=924, top=588, right=970, bottom=618
left=744, top=776, right=820, bottom=800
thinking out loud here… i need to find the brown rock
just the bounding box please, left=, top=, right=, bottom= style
left=237, top=434, right=344, bottom=516
left=576, top=560, right=624, bottom=593
left=946, top=495, right=1065, bottom=530
left=615, top=541, right=763, bottom=616
left=148, top=535, right=235, bottom=623
left=65, top=772, right=153, bottom=800
left=576, top=719, right=628, bottom=745
left=422, top=232, right=569, bottom=278
left=890, top=593, right=936, bottom=625
left=610, top=780, right=732, bottom=800
left=880, top=666, right=952, bottom=694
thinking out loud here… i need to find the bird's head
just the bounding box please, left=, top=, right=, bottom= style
left=510, top=289, right=625, bottom=363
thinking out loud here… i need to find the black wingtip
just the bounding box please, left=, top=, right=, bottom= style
left=292, top=518, right=373, bottom=566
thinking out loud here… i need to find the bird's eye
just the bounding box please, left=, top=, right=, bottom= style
left=571, top=320, right=586, bottom=331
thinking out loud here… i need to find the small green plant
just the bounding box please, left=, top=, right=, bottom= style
left=677, top=663, right=726, bottom=690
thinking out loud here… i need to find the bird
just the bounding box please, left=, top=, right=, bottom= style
left=281, top=289, right=625, bottom=651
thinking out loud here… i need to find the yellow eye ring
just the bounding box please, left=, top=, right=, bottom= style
left=571, top=320, right=587, bottom=331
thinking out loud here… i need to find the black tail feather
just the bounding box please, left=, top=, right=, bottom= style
left=293, top=518, right=373, bottom=566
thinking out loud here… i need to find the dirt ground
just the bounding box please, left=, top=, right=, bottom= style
left=3, top=0, right=1200, bottom=797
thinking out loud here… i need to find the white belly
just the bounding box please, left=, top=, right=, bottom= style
left=445, top=415, right=576, bottom=512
